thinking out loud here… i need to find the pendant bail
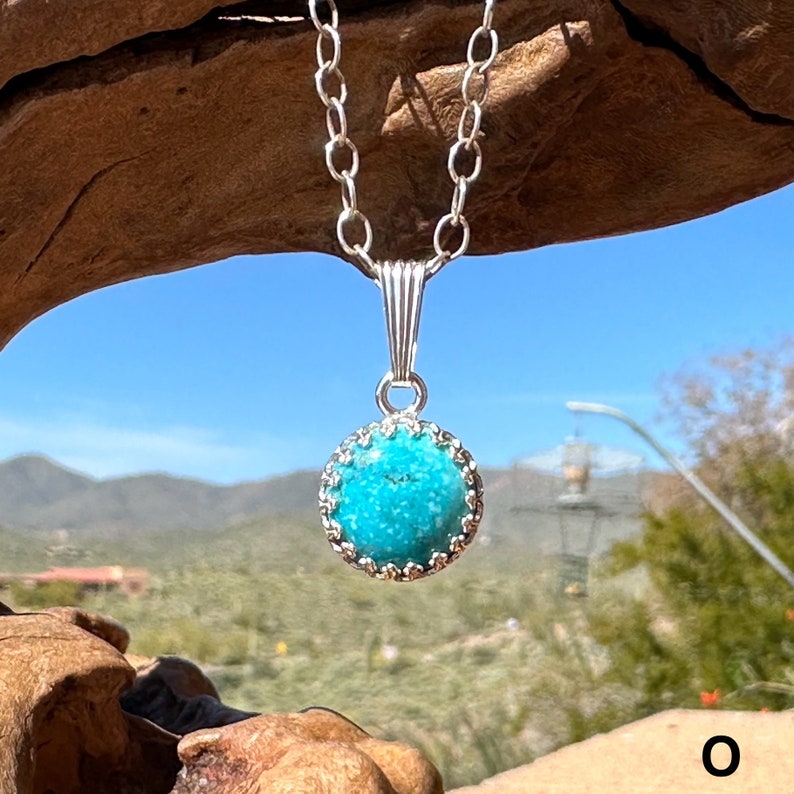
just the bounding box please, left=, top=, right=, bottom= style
left=375, top=260, right=429, bottom=416
left=378, top=259, right=428, bottom=385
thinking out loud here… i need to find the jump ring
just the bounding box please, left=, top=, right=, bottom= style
left=325, top=97, right=348, bottom=140
left=433, top=213, right=471, bottom=262
left=466, top=27, right=498, bottom=74
left=352, top=244, right=378, bottom=279
left=337, top=208, right=373, bottom=256
left=461, top=66, right=488, bottom=106
left=482, top=2, right=495, bottom=30
left=457, top=101, right=482, bottom=144
left=340, top=171, right=357, bottom=211
left=315, top=24, right=341, bottom=72
left=450, top=178, right=469, bottom=224
left=309, top=0, right=338, bottom=30
left=448, top=139, right=482, bottom=183
left=325, top=136, right=359, bottom=182
left=375, top=372, right=428, bottom=416
left=315, top=64, right=347, bottom=109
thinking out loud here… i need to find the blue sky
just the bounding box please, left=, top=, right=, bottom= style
left=1, top=183, right=792, bottom=483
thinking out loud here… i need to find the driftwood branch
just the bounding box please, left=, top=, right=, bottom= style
left=1, top=0, right=793, bottom=347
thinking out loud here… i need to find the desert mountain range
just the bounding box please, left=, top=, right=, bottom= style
left=0, top=455, right=652, bottom=554
left=0, top=455, right=322, bottom=535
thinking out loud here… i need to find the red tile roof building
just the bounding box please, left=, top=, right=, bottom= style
left=0, top=566, right=149, bottom=595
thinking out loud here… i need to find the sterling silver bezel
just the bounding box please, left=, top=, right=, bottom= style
left=318, top=412, right=484, bottom=581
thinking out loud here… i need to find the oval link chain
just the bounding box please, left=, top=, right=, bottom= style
left=309, top=0, right=375, bottom=274
left=309, top=0, right=498, bottom=280
left=431, top=0, right=498, bottom=275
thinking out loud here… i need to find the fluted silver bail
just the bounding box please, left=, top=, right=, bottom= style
left=377, top=260, right=428, bottom=386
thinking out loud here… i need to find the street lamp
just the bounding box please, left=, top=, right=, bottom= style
left=566, top=401, right=794, bottom=590
left=511, top=435, right=643, bottom=597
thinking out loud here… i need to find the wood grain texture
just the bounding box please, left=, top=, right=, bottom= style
left=174, top=708, right=444, bottom=793
left=0, top=611, right=180, bottom=794
left=0, top=0, right=792, bottom=349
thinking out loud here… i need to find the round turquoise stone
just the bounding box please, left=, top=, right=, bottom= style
left=323, top=416, right=475, bottom=572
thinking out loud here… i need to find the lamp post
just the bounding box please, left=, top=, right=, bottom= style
left=510, top=435, right=643, bottom=597
left=566, top=401, right=794, bottom=590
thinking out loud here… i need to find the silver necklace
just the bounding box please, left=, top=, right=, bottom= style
left=310, top=0, right=498, bottom=581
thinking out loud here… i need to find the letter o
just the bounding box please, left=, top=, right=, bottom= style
left=702, top=735, right=740, bottom=777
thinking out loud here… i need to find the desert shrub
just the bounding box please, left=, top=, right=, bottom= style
left=9, top=580, right=84, bottom=608
left=603, top=454, right=794, bottom=711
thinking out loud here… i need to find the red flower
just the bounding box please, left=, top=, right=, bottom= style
left=700, top=690, right=721, bottom=707
left=785, top=609, right=794, bottom=621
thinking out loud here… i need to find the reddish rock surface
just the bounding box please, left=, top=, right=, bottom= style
left=450, top=708, right=794, bottom=793
left=1, top=0, right=793, bottom=348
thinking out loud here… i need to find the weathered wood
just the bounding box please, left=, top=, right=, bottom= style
left=0, top=611, right=180, bottom=794
left=1, top=0, right=793, bottom=348
left=174, top=708, right=443, bottom=793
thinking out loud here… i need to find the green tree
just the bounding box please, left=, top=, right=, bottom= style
left=657, top=338, right=794, bottom=478
left=603, top=339, right=794, bottom=711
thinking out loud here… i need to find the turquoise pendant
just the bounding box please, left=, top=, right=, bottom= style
left=320, top=259, right=484, bottom=580
left=319, top=412, right=483, bottom=580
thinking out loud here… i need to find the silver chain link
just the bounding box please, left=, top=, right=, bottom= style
left=309, top=0, right=498, bottom=280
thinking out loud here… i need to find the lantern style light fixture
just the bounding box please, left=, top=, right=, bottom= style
left=510, top=433, right=643, bottom=597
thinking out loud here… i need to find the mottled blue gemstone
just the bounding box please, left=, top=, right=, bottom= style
left=325, top=417, right=472, bottom=570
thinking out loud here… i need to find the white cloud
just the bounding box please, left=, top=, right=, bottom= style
left=455, top=391, right=658, bottom=408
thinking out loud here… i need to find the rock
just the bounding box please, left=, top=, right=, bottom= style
left=1, top=0, right=793, bottom=348
left=0, top=612, right=180, bottom=794
left=0, top=604, right=437, bottom=791
left=44, top=605, right=131, bottom=653
left=173, top=707, right=444, bottom=793
left=449, top=708, right=794, bottom=793
left=121, top=655, right=258, bottom=735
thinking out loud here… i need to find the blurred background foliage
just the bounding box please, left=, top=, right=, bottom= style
left=2, top=339, right=794, bottom=788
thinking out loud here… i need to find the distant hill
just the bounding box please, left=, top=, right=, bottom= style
left=0, top=455, right=320, bottom=535
left=0, top=455, right=653, bottom=550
